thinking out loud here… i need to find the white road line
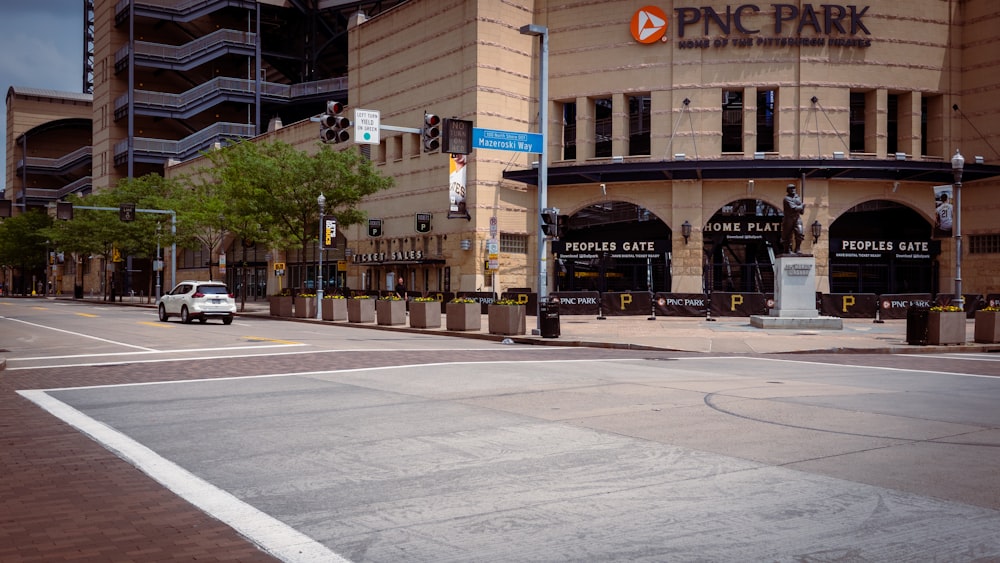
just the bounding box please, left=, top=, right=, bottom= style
left=5, top=346, right=566, bottom=371
left=918, top=353, right=1000, bottom=362
left=735, top=355, right=1000, bottom=379
left=1, top=316, right=157, bottom=351
left=10, top=343, right=307, bottom=362
left=29, top=358, right=636, bottom=392
left=18, top=389, right=351, bottom=563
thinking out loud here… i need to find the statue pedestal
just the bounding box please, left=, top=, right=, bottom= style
left=750, top=255, right=843, bottom=330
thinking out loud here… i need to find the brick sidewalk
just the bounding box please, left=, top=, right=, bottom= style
left=0, top=364, right=281, bottom=563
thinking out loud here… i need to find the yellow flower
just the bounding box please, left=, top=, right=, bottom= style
left=930, top=305, right=961, bottom=312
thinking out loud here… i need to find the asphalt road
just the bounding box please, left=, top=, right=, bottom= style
left=4, top=298, right=1000, bottom=562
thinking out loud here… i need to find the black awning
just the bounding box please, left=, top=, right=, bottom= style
left=503, top=158, right=1000, bottom=187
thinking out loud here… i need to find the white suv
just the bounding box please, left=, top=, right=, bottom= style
left=157, top=280, right=236, bottom=324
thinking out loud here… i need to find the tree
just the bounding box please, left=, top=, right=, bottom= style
left=45, top=175, right=176, bottom=300
left=0, top=210, right=53, bottom=295
left=202, top=140, right=393, bottom=291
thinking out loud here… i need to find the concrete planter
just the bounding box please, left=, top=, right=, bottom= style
left=322, top=298, right=347, bottom=321
left=488, top=304, right=526, bottom=336
left=269, top=295, right=293, bottom=317
left=409, top=301, right=441, bottom=328
left=446, top=302, right=481, bottom=331
left=974, top=311, right=1000, bottom=343
left=293, top=297, right=317, bottom=318
left=347, top=298, right=375, bottom=323
left=376, top=299, right=406, bottom=326
left=927, top=311, right=965, bottom=345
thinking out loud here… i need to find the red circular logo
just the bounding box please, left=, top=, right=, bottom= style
left=631, top=6, right=668, bottom=44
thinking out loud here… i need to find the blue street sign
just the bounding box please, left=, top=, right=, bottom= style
left=472, top=127, right=543, bottom=153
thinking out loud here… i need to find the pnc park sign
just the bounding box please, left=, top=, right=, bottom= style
left=631, top=4, right=872, bottom=50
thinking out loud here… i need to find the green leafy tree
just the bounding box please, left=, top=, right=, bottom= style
left=0, top=210, right=52, bottom=295
left=203, top=140, right=393, bottom=291
left=45, top=175, right=176, bottom=299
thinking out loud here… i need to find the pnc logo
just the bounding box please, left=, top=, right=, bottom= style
left=631, top=5, right=668, bottom=44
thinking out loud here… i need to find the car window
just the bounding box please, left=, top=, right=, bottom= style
left=199, top=285, right=228, bottom=295
left=170, top=284, right=188, bottom=296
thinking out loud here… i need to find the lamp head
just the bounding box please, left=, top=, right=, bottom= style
left=951, top=149, right=964, bottom=171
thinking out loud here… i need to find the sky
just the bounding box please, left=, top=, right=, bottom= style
left=1, top=0, right=84, bottom=192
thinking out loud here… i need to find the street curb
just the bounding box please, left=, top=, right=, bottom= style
left=47, top=297, right=1000, bottom=355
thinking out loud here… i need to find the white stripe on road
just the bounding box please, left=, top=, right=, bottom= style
left=1, top=316, right=157, bottom=351
left=18, top=389, right=351, bottom=563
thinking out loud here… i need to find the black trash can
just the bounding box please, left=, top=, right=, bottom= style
left=906, top=306, right=929, bottom=345
left=539, top=300, right=560, bottom=338
left=74, top=285, right=84, bottom=299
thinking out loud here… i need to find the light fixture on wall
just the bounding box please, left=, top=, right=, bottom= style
left=681, top=220, right=692, bottom=244
left=811, top=220, right=823, bottom=244
left=460, top=239, right=472, bottom=250
left=747, top=179, right=754, bottom=194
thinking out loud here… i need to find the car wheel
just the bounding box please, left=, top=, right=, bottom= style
left=180, top=306, right=191, bottom=324
left=198, top=318, right=207, bottom=324
left=223, top=316, right=233, bottom=325
left=158, top=304, right=168, bottom=322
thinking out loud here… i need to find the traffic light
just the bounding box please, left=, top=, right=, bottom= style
left=56, top=201, right=73, bottom=220
left=540, top=207, right=559, bottom=237
left=422, top=112, right=441, bottom=152
left=320, top=101, right=350, bottom=144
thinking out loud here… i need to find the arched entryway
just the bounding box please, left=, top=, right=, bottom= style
left=828, top=200, right=938, bottom=294
left=703, top=199, right=782, bottom=293
left=551, top=201, right=672, bottom=292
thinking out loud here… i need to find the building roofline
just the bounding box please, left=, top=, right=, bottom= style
left=6, top=86, right=93, bottom=103
left=502, top=158, right=1000, bottom=186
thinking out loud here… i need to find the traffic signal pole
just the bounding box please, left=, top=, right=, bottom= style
left=74, top=205, right=177, bottom=291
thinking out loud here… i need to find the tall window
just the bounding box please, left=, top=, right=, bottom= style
left=756, top=89, right=775, bottom=152
left=722, top=90, right=743, bottom=153
left=595, top=98, right=613, bottom=158
left=920, top=96, right=929, bottom=156
left=887, top=94, right=898, bottom=155
left=628, top=95, right=651, bottom=156
left=849, top=92, right=866, bottom=152
left=562, top=101, right=576, bottom=160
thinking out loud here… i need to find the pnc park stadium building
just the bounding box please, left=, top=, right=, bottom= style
left=7, top=0, right=1000, bottom=319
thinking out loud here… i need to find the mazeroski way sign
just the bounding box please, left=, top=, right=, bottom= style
left=472, top=127, right=543, bottom=153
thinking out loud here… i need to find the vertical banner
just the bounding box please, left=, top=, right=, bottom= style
left=449, top=154, right=469, bottom=219
left=933, top=184, right=953, bottom=238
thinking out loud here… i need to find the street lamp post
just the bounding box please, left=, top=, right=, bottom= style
left=317, top=193, right=326, bottom=319
left=520, top=23, right=549, bottom=334
left=951, top=149, right=964, bottom=309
